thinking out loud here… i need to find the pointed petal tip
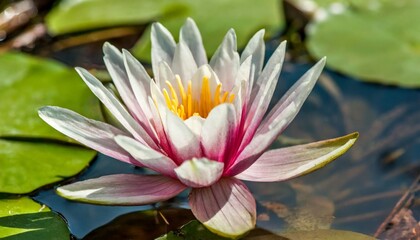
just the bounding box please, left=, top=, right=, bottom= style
left=151, top=22, right=164, bottom=32
left=102, top=41, right=114, bottom=53
left=184, top=17, right=196, bottom=25
left=236, top=132, right=360, bottom=182
left=38, top=105, right=58, bottom=118
left=256, top=28, right=266, bottom=36
left=319, top=56, right=327, bottom=66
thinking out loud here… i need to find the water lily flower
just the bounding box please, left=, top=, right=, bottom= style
left=39, top=18, right=358, bottom=238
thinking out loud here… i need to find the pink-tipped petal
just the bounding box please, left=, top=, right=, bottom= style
left=189, top=178, right=256, bottom=238
left=56, top=174, right=186, bottom=205
left=122, top=49, right=155, bottom=125
left=180, top=18, right=207, bottom=66
left=147, top=96, right=171, bottom=153
left=236, top=133, right=359, bottom=181
left=151, top=22, right=176, bottom=81
left=209, top=29, right=240, bottom=91
left=240, top=60, right=282, bottom=151
left=262, top=58, right=327, bottom=133
left=240, top=29, right=265, bottom=87
left=115, top=135, right=177, bottom=177
left=172, top=42, right=198, bottom=85
left=249, top=41, right=287, bottom=103
left=149, top=79, right=168, bottom=125
left=228, top=58, right=326, bottom=176
left=201, top=104, right=237, bottom=162
left=166, top=109, right=202, bottom=162
left=174, top=158, right=224, bottom=188
left=38, top=106, right=136, bottom=165
left=75, top=67, right=158, bottom=149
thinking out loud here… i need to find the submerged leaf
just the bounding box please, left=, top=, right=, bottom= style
left=0, top=140, right=95, bottom=194
left=0, top=197, right=70, bottom=239
left=280, top=229, right=376, bottom=240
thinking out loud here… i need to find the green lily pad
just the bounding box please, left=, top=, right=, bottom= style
left=45, top=0, right=169, bottom=34
left=0, top=197, right=70, bottom=239
left=0, top=139, right=95, bottom=194
left=133, top=0, right=283, bottom=62
left=291, top=0, right=391, bottom=9
left=45, top=0, right=283, bottom=63
left=306, top=1, right=420, bottom=88
left=0, top=52, right=102, bottom=141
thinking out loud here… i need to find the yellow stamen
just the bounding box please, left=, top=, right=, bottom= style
left=165, top=81, right=178, bottom=106
left=160, top=76, right=235, bottom=120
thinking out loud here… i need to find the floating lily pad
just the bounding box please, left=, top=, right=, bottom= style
left=292, top=0, right=391, bottom=9
left=280, top=229, right=376, bottom=240
left=0, top=197, right=70, bottom=239
left=132, top=0, right=283, bottom=62
left=0, top=139, right=95, bottom=194
left=159, top=220, right=376, bottom=240
left=0, top=52, right=102, bottom=141
left=45, top=0, right=283, bottom=62
left=306, top=1, right=420, bottom=88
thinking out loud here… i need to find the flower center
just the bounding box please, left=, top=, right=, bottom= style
left=162, top=75, right=235, bottom=120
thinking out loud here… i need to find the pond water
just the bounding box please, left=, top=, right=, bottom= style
left=33, top=41, right=420, bottom=239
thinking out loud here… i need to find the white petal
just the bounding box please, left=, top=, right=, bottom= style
left=57, top=174, right=186, bottom=205
left=241, top=29, right=265, bottom=88
left=209, top=29, right=240, bottom=92
left=184, top=115, right=205, bottom=137
left=166, top=109, right=202, bottom=163
left=151, top=22, right=176, bottom=82
left=122, top=49, right=154, bottom=124
left=189, top=178, right=256, bottom=238
left=201, top=104, right=237, bottom=162
left=115, top=135, right=177, bottom=177
left=236, top=133, right=359, bottom=181
left=103, top=43, right=146, bottom=124
left=157, top=61, right=175, bottom=89
left=38, top=106, right=135, bottom=165
left=262, top=57, right=327, bottom=134
left=239, top=60, right=283, bottom=153
left=172, top=42, right=198, bottom=85
left=227, top=58, right=326, bottom=176
left=150, top=78, right=168, bottom=124
left=147, top=96, right=171, bottom=152
left=249, top=40, right=286, bottom=103
left=174, top=158, right=223, bottom=188
left=180, top=18, right=207, bottom=66
left=75, top=67, right=158, bottom=149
